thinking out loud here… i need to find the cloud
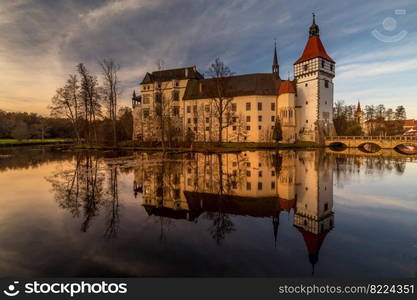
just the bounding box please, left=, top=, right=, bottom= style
left=0, top=0, right=417, bottom=117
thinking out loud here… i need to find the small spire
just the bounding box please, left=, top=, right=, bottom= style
left=272, top=38, right=279, bottom=80
left=309, top=12, right=320, bottom=37
left=132, top=90, right=136, bottom=98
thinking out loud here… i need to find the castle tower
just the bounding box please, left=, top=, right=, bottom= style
left=294, top=14, right=335, bottom=142
left=272, top=40, right=280, bottom=80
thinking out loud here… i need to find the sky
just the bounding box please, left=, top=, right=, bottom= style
left=1, top=0, right=416, bottom=118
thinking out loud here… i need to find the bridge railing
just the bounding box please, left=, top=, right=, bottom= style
left=327, top=136, right=417, bottom=141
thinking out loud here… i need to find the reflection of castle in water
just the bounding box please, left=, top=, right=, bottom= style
left=133, top=150, right=334, bottom=272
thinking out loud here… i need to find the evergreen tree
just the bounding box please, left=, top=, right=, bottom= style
left=272, top=118, right=283, bottom=142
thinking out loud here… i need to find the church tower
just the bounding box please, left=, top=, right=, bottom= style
left=294, top=14, right=335, bottom=142
left=272, top=40, right=280, bottom=80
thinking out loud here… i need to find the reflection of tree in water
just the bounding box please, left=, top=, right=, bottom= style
left=104, top=166, right=120, bottom=238
left=205, top=154, right=236, bottom=245
left=47, top=152, right=121, bottom=237
left=333, top=155, right=407, bottom=187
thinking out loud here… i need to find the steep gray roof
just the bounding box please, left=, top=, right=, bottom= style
left=183, top=73, right=280, bottom=100
left=140, top=66, right=204, bottom=84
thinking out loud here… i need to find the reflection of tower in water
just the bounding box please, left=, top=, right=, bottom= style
left=132, top=150, right=334, bottom=271
left=293, top=151, right=334, bottom=274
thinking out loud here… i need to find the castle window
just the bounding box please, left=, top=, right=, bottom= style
left=232, top=117, right=237, bottom=123
left=175, top=80, right=179, bottom=87
left=205, top=127, right=210, bottom=131
left=258, top=115, right=262, bottom=122
left=271, top=182, right=275, bottom=189
left=258, top=171, right=262, bottom=177
left=172, top=106, right=180, bottom=116
left=246, top=170, right=251, bottom=177
left=305, top=83, right=308, bottom=87
left=246, top=116, right=251, bottom=122
left=306, top=120, right=308, bottom=123
left=271, top=170, right=275, bottom=176
left=246, top=125, right=251, bottom=130
left=321, top=60, right=325, bottom=68
left=172, top=90, right=179, bottom=101
left=193, top=118, right=197, bottom=123
left=306, top=101, right=308, bottom=105
left=304, top=64, right=308, bottom=71
left=206, top=117, right=209, bottom=123
left=231, top=103, right=237, bottom=112
left=271, top=103, right=276, bottom=111
left=232, top=126, right=237, bottom=131
left=143, top=108, right=150, bottom=118
left=205, top=105, right=210, bottom=112
left=325, top=80, right=329, bottom=88
left=258, top=182, right=263, bottom=190
left=271, top=116, right=275, bottom=122
left=142, top=95, right=150, bottom=104
left=258, top=125, right=262, bottom=130
left=324, top=203, right=329, bottom=211
left=155, top=93, right=162, bottom=103
left=187, top=118, right=191, bottom=124
left=257, top=102, right=262, bottom=111
left=246, top=182, right=251, bottom=191
left=187, top=106, right=191, bottom=113
left=330, top=64, right=334, bottom=71
left=246, top=102, right=251, bottom=111
left=193, top=105, right=197, bottom=113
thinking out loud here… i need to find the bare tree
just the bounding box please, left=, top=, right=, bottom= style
left=100, top=59, right=120, bottom=146
left=231, top=113, right=248, bottom=142
left=206, top=57, right=234, bottom=143
left=49, top=74, right=81, bottom=143
left=77, top=63, right=102, bottom=144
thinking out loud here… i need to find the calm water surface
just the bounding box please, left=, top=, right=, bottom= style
left=0, top=147, right=416, bottom=277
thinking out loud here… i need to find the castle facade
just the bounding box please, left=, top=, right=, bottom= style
left=132, top=15, right=336, bottom=143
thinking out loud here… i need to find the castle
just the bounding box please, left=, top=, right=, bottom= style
left=132, top=15, right=336, bottom=143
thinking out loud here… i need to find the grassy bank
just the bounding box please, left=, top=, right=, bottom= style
left=0, top=139, right=73, bottom=147
left=74, top=140, right=321, bottom=152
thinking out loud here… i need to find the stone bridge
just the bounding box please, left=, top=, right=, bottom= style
left=325, top=136, right=417, bottom=153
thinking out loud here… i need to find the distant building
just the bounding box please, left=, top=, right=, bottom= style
left=403, top=119, right=417, bottom=130
left=132, top=15, right=336, bottom=143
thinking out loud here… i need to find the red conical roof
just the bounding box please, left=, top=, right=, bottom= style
left=295, top=36, right=335, bottom=64
left=297, top=227, right=329, bottom=255
left=278, top=80, right=296, bottom=95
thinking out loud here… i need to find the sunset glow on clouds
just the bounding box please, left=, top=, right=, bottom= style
left=0, top=0, right=416, bottom=117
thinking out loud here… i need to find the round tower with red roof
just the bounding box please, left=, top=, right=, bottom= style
left=293, top=13, right=336, bottom=143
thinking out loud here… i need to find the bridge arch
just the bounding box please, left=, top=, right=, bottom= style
left=393, top=144, right=417, bottom=155
left=357, top=142, right=381, bottom=153
left=327, top=142, right=347, bottom=150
